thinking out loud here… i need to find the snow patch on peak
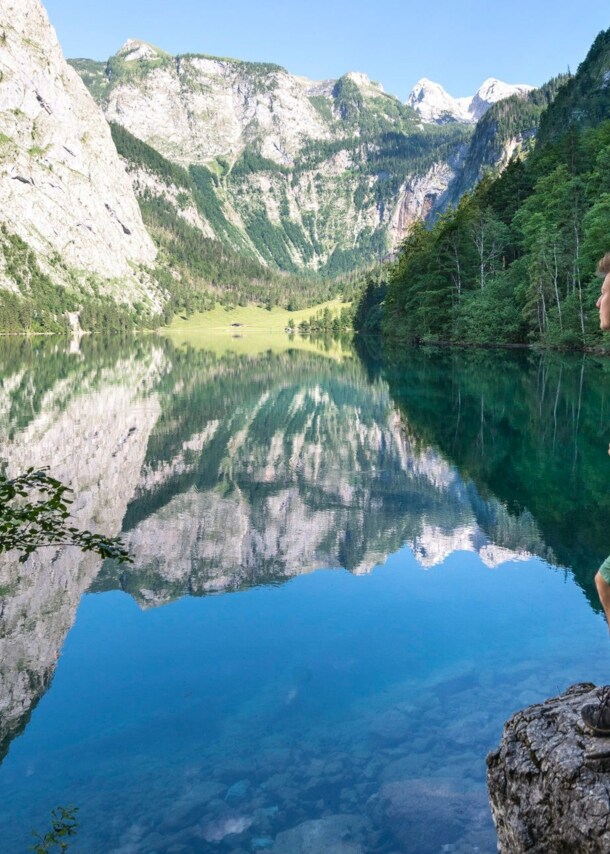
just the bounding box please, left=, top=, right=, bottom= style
left=407, top=78, right=463, bottom=123
left=407, top=76, right=534, bottom=125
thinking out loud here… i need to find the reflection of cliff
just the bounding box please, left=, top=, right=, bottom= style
left=0, top=338, right=164, bottom=761
left=95, top=349, right=552, bottom=606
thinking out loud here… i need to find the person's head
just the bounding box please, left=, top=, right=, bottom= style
left=597, top=253, right=610, bottom=277
left=597, top=254, right=610, bottom=331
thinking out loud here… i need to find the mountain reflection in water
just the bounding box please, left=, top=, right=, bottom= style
left=0, top=335, right=609, bottom=853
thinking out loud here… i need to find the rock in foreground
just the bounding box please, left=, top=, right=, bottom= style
left=487, top=682, right=610, bottom=853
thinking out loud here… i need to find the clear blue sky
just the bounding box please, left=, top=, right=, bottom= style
left=44, top=0, right=609, bottom=100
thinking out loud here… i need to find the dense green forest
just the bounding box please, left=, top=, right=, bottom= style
left=358, top=29, right=610, bottom=351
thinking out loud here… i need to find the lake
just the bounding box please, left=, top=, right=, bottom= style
left=1, top=334, right=610, bottom=853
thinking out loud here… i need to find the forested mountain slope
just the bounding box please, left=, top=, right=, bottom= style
left=374, top=28, right=610, bottom=351
left=109, top=123, right=349, bottom=312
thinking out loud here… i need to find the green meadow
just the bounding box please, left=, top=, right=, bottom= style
left=159, top=299, right=353, bottom=358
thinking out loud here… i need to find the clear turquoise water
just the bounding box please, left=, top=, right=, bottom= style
left=1, top=338, right=610, bottom=853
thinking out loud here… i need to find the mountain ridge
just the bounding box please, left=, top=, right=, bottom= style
left=71, top=40, right=543, bottom=279
left=0, top=1, right=561, bottom=328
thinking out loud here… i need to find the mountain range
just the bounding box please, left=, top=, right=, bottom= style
left=0, top=0, right=565, bottom=327
left=72, top=39, right=541, bottom=277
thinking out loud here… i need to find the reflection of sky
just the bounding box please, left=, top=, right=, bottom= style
left=1, top=547, right=608, bottom=851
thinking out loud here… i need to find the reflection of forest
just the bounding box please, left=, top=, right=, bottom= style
left=381, top=346, right=610, bottom=608
left=0, top=335, right=591, bottom=764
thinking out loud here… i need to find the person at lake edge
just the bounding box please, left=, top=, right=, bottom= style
left=581, top=252, right=610, bottom=735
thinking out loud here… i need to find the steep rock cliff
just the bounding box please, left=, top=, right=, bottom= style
left=0, top=1, right=161, bottom=310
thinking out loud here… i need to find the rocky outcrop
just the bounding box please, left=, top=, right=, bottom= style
left=487, top=683, right=610, bottom=853
left=389, top=161, right=458, bottom=248
left=102, top=43, right=332, bottom=167
left=0, top=0, right=160, bottom=308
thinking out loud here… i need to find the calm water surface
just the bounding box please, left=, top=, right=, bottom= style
left=1, top=335, right=610, bottom=853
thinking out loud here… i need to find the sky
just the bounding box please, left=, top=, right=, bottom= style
left=43, top=0, right=610, bottom=100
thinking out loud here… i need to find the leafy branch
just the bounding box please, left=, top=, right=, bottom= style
left=0, top=468, right=132, bottom=564
left=31, top=806, right=78, bottom=854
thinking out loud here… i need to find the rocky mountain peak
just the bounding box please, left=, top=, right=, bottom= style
left=470, top=77, right=533, bottom=120
left=410, top=77, right=447, bottom=98
left=408, top=78, right=447, bottom=103
left=476, top=76, right=532, bottom=101
left=117, top=38, right=165, bottom=62
left=344, top=71, right=385, bottom=95
left=406, top=78, right=463, bottom=123
left=407, top=75, right=533, bottom=125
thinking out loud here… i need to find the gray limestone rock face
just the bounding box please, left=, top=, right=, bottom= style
left=487, top=682, right=610, bottom=853
left=69, top=37, right=541, bottom=274
left=0, top=0, right=160, bottom=307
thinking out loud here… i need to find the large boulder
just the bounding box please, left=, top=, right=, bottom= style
left=487, top=682, right=610, bottom=853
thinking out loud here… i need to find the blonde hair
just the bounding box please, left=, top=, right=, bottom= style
left=597, top=253, right=610, bottom=276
